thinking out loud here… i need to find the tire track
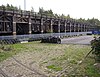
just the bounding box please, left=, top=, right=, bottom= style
left=12, top=56, right=48, bottom=77
left=0, top=68, right=9, bottom=77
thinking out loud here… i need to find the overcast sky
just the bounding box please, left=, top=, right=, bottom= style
left=0, top=0, right=100, bottom=20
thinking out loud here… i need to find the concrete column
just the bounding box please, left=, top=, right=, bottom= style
left=50, top=19, right=53, bottom=33
left=86, top=25, right=87, bottom=32
left=84, top=25, right=86, bottom=32
left=41, top=18, right=43, bottom=33
left=64, top=21, right=67, bottom=36
left=81, top=24, right=83, bottom=32
left=78, top=24, right=80, bottom=32
left=29, top=18, right=32, bottom=34
left=87, top=25, right=89, bottom=31
left=58, top=20, right=61, bottom=37
left=70, top=23, right=72, bottom=36
left=13, top=16, right=16, bottom=35
left=74, top=23, right=76, bottom=32
left=58, top=20, right=60, bottom=33
left=64, top=21, right=66, bottom=33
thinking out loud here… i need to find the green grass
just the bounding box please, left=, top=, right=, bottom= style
left=47, top=65, right=62, bottom=71
left=0, top=41, right=100, bottom=76
left=0, top=43, right=27, bottom=62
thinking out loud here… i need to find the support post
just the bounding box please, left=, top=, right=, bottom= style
left=3, top=7, right=6, bottom=32
left=29, top=18, right=32, bottom=34
left=13, top=16, right=16, bottom=35
left=64, top=21, right=66, bottom=36
left=78, top=24, right=80, bottom=32
left=41, top=18, right=43, bottom=33
left=86, top=25, right=87, bottom=32
left=81, top=24, right=83, bottom=32
left=74, top=23, right=76, bottom=32
left=70, top=23, right=71, bottom=36
left=58, top=20, right=60, bottom=33
left=58, top=20, right=60, bottom=37
left=84, top=25, right=86, bottom=32
left=50, top=19, right=53, bottom=33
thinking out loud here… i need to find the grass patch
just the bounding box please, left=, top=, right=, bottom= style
left=0, top=49, right=17, bottom=62
left=47, top=65, right=62, bottom=71
left=0, top=43, right=27, bottom=62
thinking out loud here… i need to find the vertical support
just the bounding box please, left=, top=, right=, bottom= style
left=13, top=16, right=16, bottom=35
left=74, top=23, right=76, bottom=32
left=81, top=24, right=83, bottom=32
left=78, top=24, right=80, bottom=32
left=70, top=22, right=71, bottom=36
left=86, top=25, right=87, bottom=32
left=3, top=19, right=6, bottom=32
left=50, top=19, right=53, bottom=33
left=58, top=20, right=60, bottom=37
left=3, top=8, right=6, bottom=32
left=84, top=25, right=86, bottom=32
left=87, top=25, right=89, bottom=31
left=64, top=21, right=66, bottom=36
left=88, top=25, right=90, bottom=31
left=58, top=20, right=60, bottom=33
left=41, top=18, right=43, bottom=33
left=29, top=18, right=32, bottom=34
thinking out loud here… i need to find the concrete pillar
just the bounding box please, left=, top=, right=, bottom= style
left=58, top=20, right=61, bottom=37
left=78, top=24, right=80, bottom=32
left=87, top=25, right=89, bottom=31
left=74, top=23, right=76, bottom=32
left=81, top=24, right=83, bottom=32
left=13, top=16, right=16, bottom=35
left=70, top=23, right=72, bottom=36
left=84, top=25, right=86, bottom=32
left=50, top=19, right=53, bottom=33
left=64, top=21, right=67, bottom=36
left=29, top=18, right=32, bottom=34
left=58, top=20, right=60, bottom=33
left=41, top=18, right=43, bottom=33
left=64, top=21, right=66, bottom=33
left=86, top=25, right=87, bottom=32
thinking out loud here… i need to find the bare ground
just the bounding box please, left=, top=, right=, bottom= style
left=0, top=43, right=69, bottom=77
left=0, top=39, right=99, bottom=77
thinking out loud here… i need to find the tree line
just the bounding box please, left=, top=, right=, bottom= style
left=0, top=4, right=100, bottom=29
